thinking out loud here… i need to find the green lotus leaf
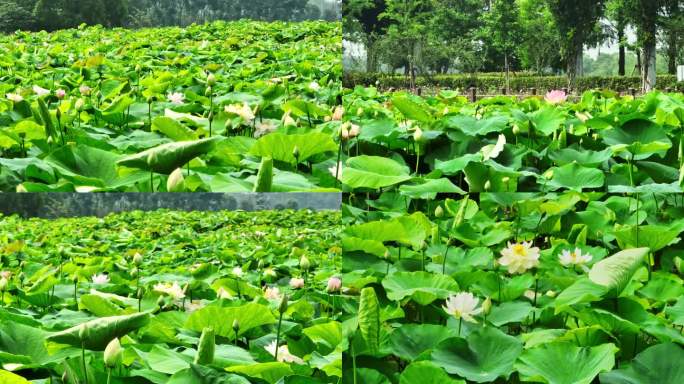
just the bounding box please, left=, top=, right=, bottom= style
left=117, top=137, right=221, bottom=174
left=249, top=132, right=337, bottom=165
left=46, top=312, right=150, bottom=350
left=600, top=342, right=684, bottom=384
left=515, top=342, right=616, bottom=384
left=341, top=155, right=412, bottom=189
left=382, top=271, right=459, bottom=305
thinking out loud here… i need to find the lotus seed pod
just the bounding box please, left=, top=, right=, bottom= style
left=167, top=168, right=185, bottom=192
left=207, top=73, right=216, bottom=86
left=194, top=327, right=215, bottom=364
left=278, top=294, right=289, bottom=314
left=299, top=255, right=310, bottom=271
left=104, top=338, right=123, bottom=368
left=434, top=205, right=444, bottom=218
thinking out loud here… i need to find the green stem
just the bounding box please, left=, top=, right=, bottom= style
left=458, top=317, right=463, bottom=337
left=352, top=342, right=357, bottom=384
left=441, top=244, right=449, bottom=274
left=81, top=342, right=88, bottom=384
left=106, top=368, right=111, bottom=384
left=274, top=312, right=283, bottom=361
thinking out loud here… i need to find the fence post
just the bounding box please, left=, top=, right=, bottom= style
left=665, top=87, right=672, bottom=93
left=500, top=87, right=507, bottom=95
left=416, top=87, right=422, bottom=96
left=530, top=87, right=537, bottom=96
left=629, top=88, right=636, bottom=97
left=562, top=87, right=568, bottom=95
left=469, top=87, right=477, bottom=102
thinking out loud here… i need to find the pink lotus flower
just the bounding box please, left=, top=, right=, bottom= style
left=289, top=277, right=305, bottom=289
left=55, top=89, right=66, bottom=99
left=327, top=277, right=342, bottom=293
left=544, top=90, right=567, bottom=104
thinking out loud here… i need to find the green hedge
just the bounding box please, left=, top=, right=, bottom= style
left=343, top=72, right=683, bottom=93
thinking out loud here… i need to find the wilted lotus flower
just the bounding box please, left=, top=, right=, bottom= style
left=264, top=340, right=304, bottom=364
left=544, top=90, right=567, bottom=104
left=498, top=241, right=540, bottom=274
left=55, top=89, right=66, bottom=99
left=33, top=85, right=50, bottom=96
left=79, top=85, right=92, bottom=95
left=6, top=93, right=23, bottom=103
left=225, top=102, right=255, bottom=122
left=91, top=274, right=110, bottom=284
left=559, top=248, right=592, bottom=270
left=232, top=266, right=244, bottom=278
left=289, top=277, right=305, bottom=289
left=167, top=92, right=185, bottom=105
left=326, top=277, right=342, bottom=293
left=264, top=286, right=282, bottom=300
left=443, top=292, right=483, bottom=323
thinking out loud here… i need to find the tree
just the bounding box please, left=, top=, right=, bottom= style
left=480, top=0, right=523, bottom=91
left=606, top=0, right=629, bottom=75
left=546, top=0, right=606, bottom=87
left=344, top=0, right=390, bottom=72
left=517, top=0, right=562, bottom=75
left=0, top=1, right=37, bottom=32
left=624, top=0, right=662, bottom=91
left=661, top=0, right=682, bottom=74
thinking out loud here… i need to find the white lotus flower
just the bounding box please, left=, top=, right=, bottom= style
left=154, top=282, right=186, bottom=301
left=328, top=161, right=343, bottom=180
left=264, top=340, right=304, bottom=364
left=559, top=248, right=592, bottom=271
left=167, top=92, right=185, bottom=105
left=264, top=286, right=282, bottom=300
left=498, top=241, right=540, bottom=274
left=282, top=111, right=296, bottom=126
left=6, top=93, right=23, bottom=102
left=91, top=274, right=110, bottom=284
left=232, top=266, right=244, bottom=278
left=289, top=277, right=305, bottom=289
left=225, top=102, right=255, bottom=121
left=309, top=81, right=321, bottom=91
left=443, top=292, right=482, bottom=323
left=33, top=85, right=50, bottom=96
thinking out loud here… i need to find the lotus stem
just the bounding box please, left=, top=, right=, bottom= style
left=457, top=317, right=463, bottom=337
left=352, top=342, right=357, bottom=384
left=274, top=311, right=283, bottom=361
left=81, top=342, right=88, bottom=384
left=106, top=368, right=112, bottom=384
left=442, top=243, right=449, bottom=275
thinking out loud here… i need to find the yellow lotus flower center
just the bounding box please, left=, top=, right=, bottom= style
left=512, top=244, right=527, bottom=256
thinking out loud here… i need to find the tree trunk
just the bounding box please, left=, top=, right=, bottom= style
left=642, top=41, right=656, bottom=91
left=504, top=52, right=510, bottom=94
left=667, top=34, right=677, bottom=74
left=567, top=42, right=583, bottom=88
left=618, top=28, right=626, bottom=76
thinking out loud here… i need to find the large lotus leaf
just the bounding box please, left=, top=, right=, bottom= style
left=185, top=303, right=275, bottom=339
left=169, top=364, right=251, bottom=384
left=392, top=95, right=433, bottom=123
left=603, top=119, right=672, bottom=160
left=545, top=162, right=605, bottom=191
left=382, top=271, right=459, bottom=305
left=249, top=132, right=336, bottom=165
left=612, top=225, right=680, bottom=252
left=345, top=212, right=430, bottom=249
left=430, top=327, right=523, bottom=383
left=117, top=137, right=220, bottom=174
left=46, top=312, right=150, bottom=350
left=152, top=116, right=198, bottom=141
left=548, top=147, right=613, bottom=167
left=553, top=278, right=609, bottom=312
left=358, top=287, right=380, bottom=354
left=400, top=361, right=465, bottom=384
left=665, top=296, right=684, bottom=326
left=341, top=155, right=412, bottom=189
left=588, top=247, right=650, bottom=297
left=529, top=106, right=565, bottom=136
left=399, top=178, right=466, bottom=199
left=444, top=115, right=507, bottom=136
left=44, top=144, right=120, bottom=187
left=516, top=342, right=616, bottom=384
left=434, top=153, right=483, bottom=175
left=390, top=324, right=459, bottom=361
left=600, top=342, right=684, bottom=384
left=0, top=370, right=31, bottom=384
left=226, top=362, right=293, bottom=384
left=282, top=99, right=328, bottom=118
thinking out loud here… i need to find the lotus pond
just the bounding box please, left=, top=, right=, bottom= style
left=340, top=191, right=684, bottom=383
left=0, top=20, right=342, bottom=192
left=339, top=87, right=684, bottom=194
left=0, top=208, right=343, bottom=383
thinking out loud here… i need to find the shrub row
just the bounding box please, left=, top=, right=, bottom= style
left=343, top=72, right=683, bottom=93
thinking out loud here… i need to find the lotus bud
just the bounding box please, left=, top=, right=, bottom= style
left=327, top=276, right=342, bottom=293
left=413, top=127, right=424, bottom=142
left=167, top=168, right=185, bottom=192
left=484, top=180, right=491, bottom=191
left=16, top=184, right=28, bottom=193
left=332, top=106, right=343, bottom=121
left=75, top=98, right=85, bottom=111
left=299, top=255, right=310, bottom=271
left=356, top=107, right=363, bottom=116
left=0, top=277, right=7, bottom=291
left=340, top=123, right=350, bottom=140
left=207, top=73, right=216, bottom=86
left=56, top=89, right=66, bottom=99
left=292, top=145, right=300, bottom=160
left=482, top=296, right=492, bottom=315
left=434, top=205, right=444, bottom=218
left=674, top=256, right=683, bottom=275
left=502, top=176, right=510, bottom=183
left=232, top=319, right=240, bottom=333
left=208, top=110, right=214, bottom=122
left=512, top=124, right=520, bottom=135
left=383, top=249, right=390, bottom=260
left=205, top=86, right=213, bottom=97
left=104, top=338, right=123, bottom=368
left=146, top=96, right=154, bottom=104
left=348, top=123, right=360, bottom=138
left=135, top=64, right=142, bottom=72
left=56, top=108, right=62, bottom=119
left=278, top=294, right=289, bottom=314
left=130, top=267, right=138, bottom=277
left=544, top=170, right=554, bottom=180
left=133, top=252, right=143, bottom=266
